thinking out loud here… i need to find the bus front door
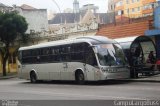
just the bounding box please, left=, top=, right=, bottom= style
left=84, top=52, right=97, bottom=81
left=84, top=64, right=96, bottom=81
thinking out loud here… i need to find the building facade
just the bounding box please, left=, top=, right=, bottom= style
left=108, top=0, right=115, bottom=13
left=48, top=9, right=99, bottom=42
left=0, top=4, right=49, bottom=73
left=0, top=3, right=12, bottom=13
left=80, top=4, right=99, bottom=13
left=112, top=0, right=159, bottom=20
left=14, top=4, right=49, bottom=34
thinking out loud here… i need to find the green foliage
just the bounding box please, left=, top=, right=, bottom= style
left=0, top=11, right=28, bottom=76
left=0, top=11, right=28, bottom=45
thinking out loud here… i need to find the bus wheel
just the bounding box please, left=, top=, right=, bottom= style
left=30, top=71, right=37, bottom=83
left=76, top=71, right=85, bottom=85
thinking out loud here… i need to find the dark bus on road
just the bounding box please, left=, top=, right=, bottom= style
left=115, top=36, right=156, bottom=78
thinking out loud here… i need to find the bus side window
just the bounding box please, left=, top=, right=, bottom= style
left=67, top=46, right=71, bottom=53
left=54, top=47, right=61, bottom=62
left=31, top=49, right=40, bottom=63
left=51, top=48, right=55, bottom=55
left=22, top=50, right=32, bottom=64
left=85, top=47, right=97, bottom=66
left=60, top=45, right=71, bottom=62
left=71, top=43, right=84, bottom=62
left=40, top=48, right=50, bottom=63
left=36, top=49, right=41, bottom=63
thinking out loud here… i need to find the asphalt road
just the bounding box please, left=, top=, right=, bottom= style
left=0, top=78, right=160, bottom=106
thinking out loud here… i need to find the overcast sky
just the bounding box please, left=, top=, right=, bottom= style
left=0, top=0, right=108, bottom=13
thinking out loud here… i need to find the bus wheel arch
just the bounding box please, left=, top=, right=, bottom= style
left=30, top=70, right=38, bottom=83
left=75, top=69, right=85, bottom=84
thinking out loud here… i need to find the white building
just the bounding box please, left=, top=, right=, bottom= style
left=48, top=9, right=99, bottom=42
left=14, top=4, right=49, bottom=34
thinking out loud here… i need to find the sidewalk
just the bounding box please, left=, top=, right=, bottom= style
left=125, top=71, right=160, bottom=83
left=0, top=72, right=17, bottom=79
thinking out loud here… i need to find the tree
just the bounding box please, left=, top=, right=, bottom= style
left=0, top=11, right=28, bottom=76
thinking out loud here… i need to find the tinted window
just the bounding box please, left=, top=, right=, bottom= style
left=85, top=47, right=97, bottom=66
left=70, top=43, right=87, bottom=62
left=60, top=45, right=71, bottom=62
left=21, top=42, right=97, bottom=64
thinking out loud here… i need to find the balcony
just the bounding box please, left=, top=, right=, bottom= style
left=142, top=8, right=154, bottom=14
left=142, top=0, right=156, bottom=5
left=115, top=5, right=124, bottom=11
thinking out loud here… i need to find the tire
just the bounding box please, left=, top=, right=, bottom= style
left=30, top=72, right=37, bottom=83
left=76, top=71, right=85, bottom=85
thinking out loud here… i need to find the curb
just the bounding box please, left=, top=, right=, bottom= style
left=0, top=75, right=17, bottom=80
left=118, top=77, right=160, bottom=83
left=122, top=79, right=160, bottom=83
left=123, top=73, right=160, bottom=83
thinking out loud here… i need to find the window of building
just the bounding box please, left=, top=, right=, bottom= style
left=110, top=5, right=112, bottom=10
left=126, top=0, right=129, bottom=4
left=137, top=7, right=140, bottom=11
left=116, top=0, right=123, bottom=7
left=127, top=9, right=130, bottom=14
left=111, top=5, right=114, bottom=11
left=143, top=3, right=156, bottom=10
left=132, top=8, right=135, bottom=13
left=117, top=10, right=124, bottom=15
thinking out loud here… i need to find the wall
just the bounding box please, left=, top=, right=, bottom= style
left=47, top=20, right=98, bottom=41
left=17, top=8, right=49, bottom=34
left=97, top=20, right=152, bottom=39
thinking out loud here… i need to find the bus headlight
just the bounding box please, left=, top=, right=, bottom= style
left=101, top=67, right=105, bottom=72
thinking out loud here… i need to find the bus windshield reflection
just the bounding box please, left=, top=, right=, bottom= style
left=97, top=44, right=127, bottom=66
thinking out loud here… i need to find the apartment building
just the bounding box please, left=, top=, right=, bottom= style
left=109, top=0, right=159, bottom=19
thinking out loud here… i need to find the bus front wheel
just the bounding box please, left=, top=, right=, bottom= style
left=30, top=71, right=37, bottom=83
left=75, top=71, right=85, bottom=84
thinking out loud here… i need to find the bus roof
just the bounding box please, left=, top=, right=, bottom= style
left=19, top=36, right=117, bottom=51
left=114, top=36, right=153, bottom=44
left=114, top=36, right=138, bottom=43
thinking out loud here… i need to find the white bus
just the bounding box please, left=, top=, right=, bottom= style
left=18, top=36, right=130, bottom=84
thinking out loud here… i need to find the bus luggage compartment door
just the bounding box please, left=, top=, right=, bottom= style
left=60, top=62, right=69, bottom=80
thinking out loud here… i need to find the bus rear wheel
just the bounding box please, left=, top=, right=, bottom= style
left=76, top=71, right=85, bottom=85
left=30, top=72, right=37, bottom=83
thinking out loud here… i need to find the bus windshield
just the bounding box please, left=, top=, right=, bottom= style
left=97, top=43, right=127, bottom=66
